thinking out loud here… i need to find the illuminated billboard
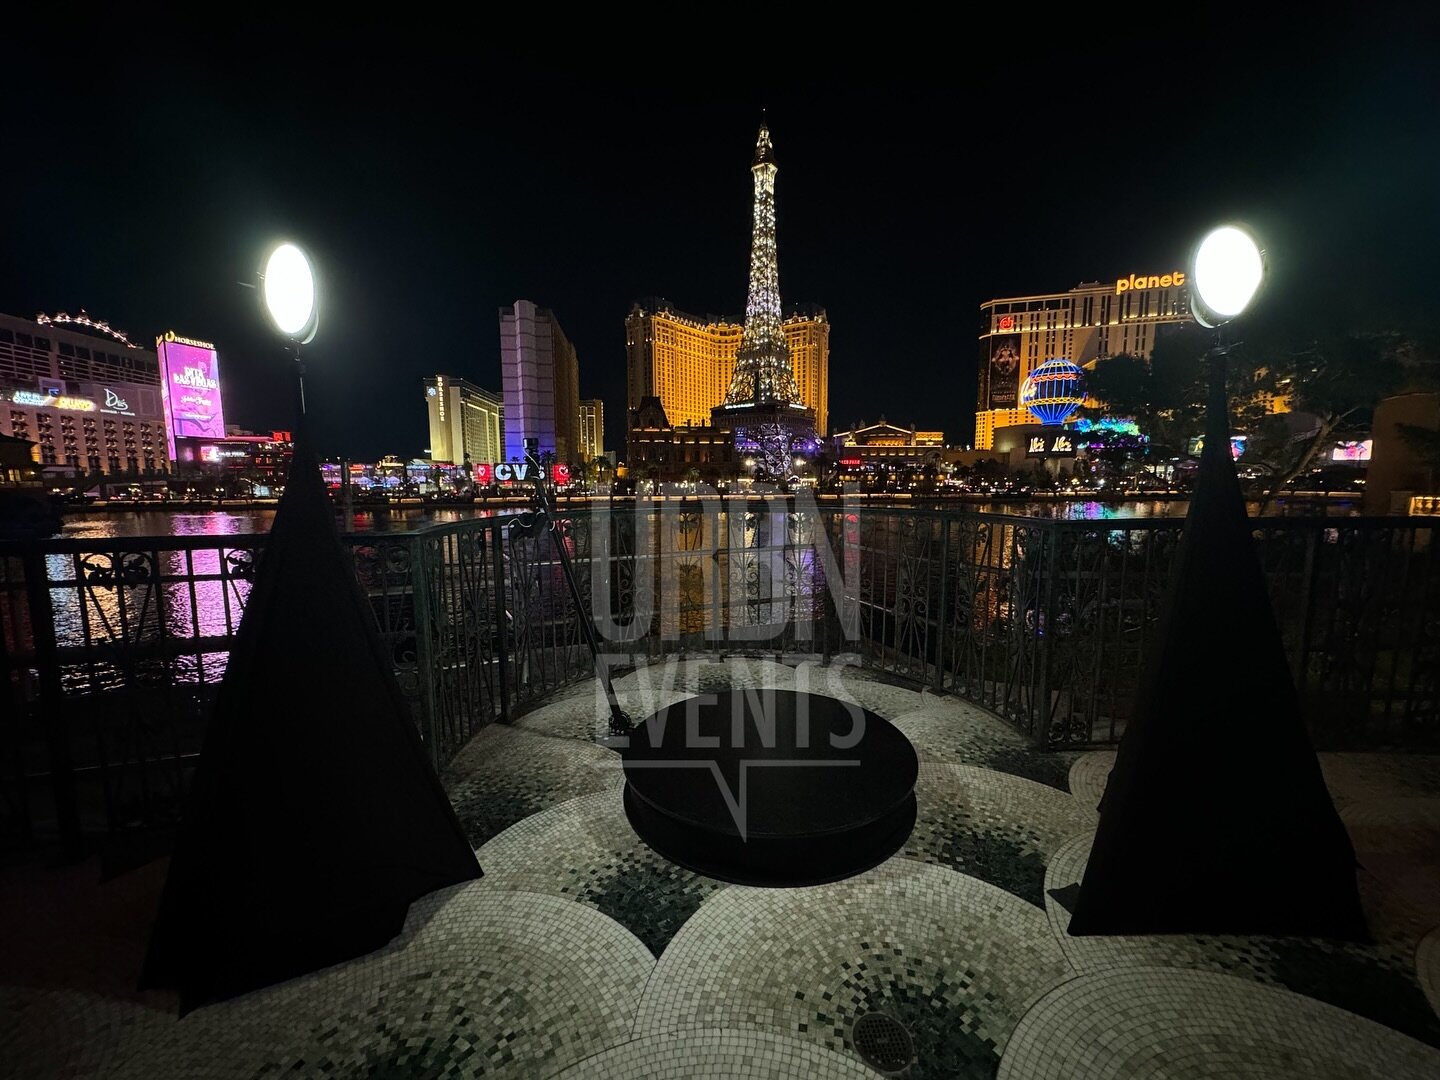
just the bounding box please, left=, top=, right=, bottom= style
left=157, top=332, right=226, bottom=461
left=1331, top=440, right=1372, bottom=462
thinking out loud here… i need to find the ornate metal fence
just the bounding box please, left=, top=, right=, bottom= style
left=843, top=512, right=1440, bottom=749
left=2, top=506, right=1437, bottom=855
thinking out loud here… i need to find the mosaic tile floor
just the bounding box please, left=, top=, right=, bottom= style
left=4, top=654, right=1439, bottom=1078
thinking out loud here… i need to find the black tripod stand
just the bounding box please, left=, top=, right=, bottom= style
left=507, top=439, right=631, bottom=737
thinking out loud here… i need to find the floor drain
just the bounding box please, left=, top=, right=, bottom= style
left=851, top=1011, right=913, bottom=1074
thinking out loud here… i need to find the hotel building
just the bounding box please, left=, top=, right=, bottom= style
left=500, top=300, right=580, bottom=463
left=578, top=398, right=604, bottom=462
left=625, top=299, right=830, bottom=436
left=974, top=271, right=1192, bottom=450
left=0, top=311, right=168, bottom=474
left=627, top=396, right=734, bottom=480
left=425, top=375, right=504, bottom=467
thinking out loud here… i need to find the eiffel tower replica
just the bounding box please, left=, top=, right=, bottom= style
left=712, top=119, right=817, bottom=480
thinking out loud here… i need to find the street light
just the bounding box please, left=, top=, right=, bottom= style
left=260, top=242, right=319, bottom=415
left=1190, top=225, right=1264, bottom=327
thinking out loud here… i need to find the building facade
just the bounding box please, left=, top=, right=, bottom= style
left=425, top=375, right=503, bottom=466
left=975, top=271, right=1192, bottom=450
left=0, top=311, right=168, bottom=474
left=500, top=300, right=579, bottom=464
left=578, top=398, right=604, bottom=462
left=626, top=302, right=830, bottom=435
left=627, top=396, right=734, bottom=480
left=174, top=430, right=294, bottom=484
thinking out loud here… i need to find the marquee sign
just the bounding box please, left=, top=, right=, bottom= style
left=475, top=461, right=573, bottom=484
left=1026, top=433, right=1076, bottom=457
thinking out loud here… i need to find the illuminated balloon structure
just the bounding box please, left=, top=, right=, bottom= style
left=1021, top=358, right=1085, bottom=426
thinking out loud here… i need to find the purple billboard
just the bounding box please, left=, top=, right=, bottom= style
left=157, top=333, right=226, bottom=462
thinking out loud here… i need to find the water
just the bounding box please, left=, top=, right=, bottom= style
left=50, top=505, right=517, bottom=540
left=49, top=495, right=1360, bottom=540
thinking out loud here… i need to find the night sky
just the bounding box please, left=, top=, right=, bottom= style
left=4, top=14, right=1437, bottom=460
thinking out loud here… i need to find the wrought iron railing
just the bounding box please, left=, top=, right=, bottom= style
left=2, top=504, right=1437, bottom=854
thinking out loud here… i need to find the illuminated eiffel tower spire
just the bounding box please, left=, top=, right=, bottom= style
left=725, top=118, right=800, bottom=406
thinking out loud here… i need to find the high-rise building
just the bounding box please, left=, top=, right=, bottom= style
left=425, top=375, right=503, bottom=466
left=975, top=272, right=1194, bottom=450
left=0, top=311, right=169, bottom=474
left=626, top=303, right=829, bottom=435
left=499, top=300, right=580, bottom=463
left=711, top=120, right=817, bottom=477
left=578, top=398, right=604, bottom=462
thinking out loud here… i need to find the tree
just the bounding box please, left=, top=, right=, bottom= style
left=1085, top=326, right=1440, bottom=511
left=1241, top=332, right=1418, bottom=511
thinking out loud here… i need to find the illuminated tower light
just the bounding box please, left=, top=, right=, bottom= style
left=724, top=121, right=801, bottom=407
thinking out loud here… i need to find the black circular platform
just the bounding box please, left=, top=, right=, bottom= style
left=621, top=689, right=919, bottom=886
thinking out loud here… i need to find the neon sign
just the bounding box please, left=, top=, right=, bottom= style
left=104, top=388, right=130, bottom=411
left=473, top=463, right=493, bottom=484
left=11, top=389, right=96, bottom=412
left=1115, top=271, right=1186, bottom=295
left=551, top=463, right=571, bottom=485
left=997, top=315, right=1015, bottom=331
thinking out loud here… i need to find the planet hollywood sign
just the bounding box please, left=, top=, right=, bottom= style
left=474, top=461, right=571, bottom=485
left=1115, top=270, right=1186, bottom=295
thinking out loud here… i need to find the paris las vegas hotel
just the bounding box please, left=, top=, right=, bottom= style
left=626, top=298, right=829, bottom=436
left=974, top=268, right=1193, bottom=450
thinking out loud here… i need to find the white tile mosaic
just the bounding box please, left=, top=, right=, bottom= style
left=997, top=967, right=1440, bottom=1079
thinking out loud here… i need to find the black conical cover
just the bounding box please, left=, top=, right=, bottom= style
left=141, top=430, right=481, bottom=1011
left=1068, top=353, right=1365, bottom=939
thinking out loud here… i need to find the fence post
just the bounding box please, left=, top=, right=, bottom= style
left=491, top=524, right=510, bottom=722
left=1035, top=526, right=1058, bottom=747
left=21, top=547, right=82, bottom=858
left=932, top=516, right=950, bottom=691
left=1293, top=525, right=1320, bottom=695
left=409, top=534, right=441, bottom=772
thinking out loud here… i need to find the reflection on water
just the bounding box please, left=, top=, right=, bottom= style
left=53, top=495, right=1362, bottom=541
left=971, top=497, right=1361, bottom=519
left=52, top=505, right=517, bottom=540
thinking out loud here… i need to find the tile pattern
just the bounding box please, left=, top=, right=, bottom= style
left=107, top=885, right=654, bottom=1080
left=511, top=685, right=694, bottom=744
left=10, top=657, right=1440, bottom=1078
left=892, top=707, right=1080, bottom=792
left=1044, top=832, right=1440, bottom=1049
left=552, top=1028, right=879, bottom=1078
left=635, top=858, right=1072, bottom=1079
left=997, top=967, right=1440, bottom=1080
left=905, top=764, right=1096, bottom=906
left=1066, top=750, right=1115, bottom=811
left=476, top=789, right=728, bottom=956
left=442, top=724, right=621, bottom=847
left=1418, top=926, right=1440, bottom=1022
